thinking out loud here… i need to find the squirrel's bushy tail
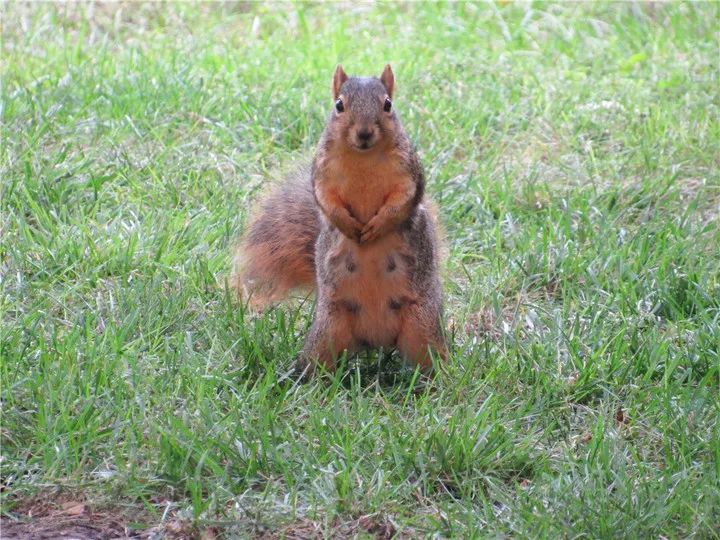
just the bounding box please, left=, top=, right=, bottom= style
left=231, top=166, right=320, bottom=310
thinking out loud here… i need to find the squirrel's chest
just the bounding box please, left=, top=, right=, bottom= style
left=326, top=158, right=408, bottom=223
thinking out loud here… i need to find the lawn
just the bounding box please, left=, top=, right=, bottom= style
left=2, top=2, right=719, bottom=538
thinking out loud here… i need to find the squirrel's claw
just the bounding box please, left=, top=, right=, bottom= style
left=360, top=215, right=385, bottom=243
left=333, top=213, right=363, bottom=242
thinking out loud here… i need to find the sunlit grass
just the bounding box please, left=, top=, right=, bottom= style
left=2, top=2, right=718, bottom=537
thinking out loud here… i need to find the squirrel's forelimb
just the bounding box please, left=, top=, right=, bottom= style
left=360, top=181, right=418, bottom=243
left=313, top=184, right=363, bottom=242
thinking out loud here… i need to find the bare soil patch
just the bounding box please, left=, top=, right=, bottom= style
left=1, top=493, right=148, bottom=539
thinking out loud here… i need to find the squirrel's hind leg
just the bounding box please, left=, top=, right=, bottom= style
left=297, top=310, right=356, bottom=375
left=396, top=305, right=447, bottom=371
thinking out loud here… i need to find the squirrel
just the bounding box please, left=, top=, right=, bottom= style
left=232, top=64, right=447, bottom=373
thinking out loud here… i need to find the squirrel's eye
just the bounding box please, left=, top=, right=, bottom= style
left=335, top=99, right=344, bottom=113
left=383, top=97, right=392, bottom=112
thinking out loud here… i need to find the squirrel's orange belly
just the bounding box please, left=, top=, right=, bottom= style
left=325, top=233, right=414, bottom=349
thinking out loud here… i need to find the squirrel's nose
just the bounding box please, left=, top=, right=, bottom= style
left=357, top=129, right=373, bottom=142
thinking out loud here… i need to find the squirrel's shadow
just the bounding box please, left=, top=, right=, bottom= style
left=311, top=349, right=433, bottom=398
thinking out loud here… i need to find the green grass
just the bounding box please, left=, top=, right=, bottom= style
left=2, top=2, right=719, bottom=537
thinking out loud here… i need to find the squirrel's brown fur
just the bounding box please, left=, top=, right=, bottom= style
left=232, top=65, right=447, bottom=373
left=230, top=165, right=320, bottom=309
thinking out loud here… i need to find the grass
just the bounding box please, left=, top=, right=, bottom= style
left=2, top=1, right=719, bottom=537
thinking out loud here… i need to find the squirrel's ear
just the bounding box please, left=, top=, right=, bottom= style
left=380, top=64, right=394, bottom=98
left=332, top=65, right=348, bottom=99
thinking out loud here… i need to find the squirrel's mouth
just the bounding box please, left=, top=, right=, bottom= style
left=350, top=129, right=379, bottom=151
left=352, top=141, right=375, bottom=152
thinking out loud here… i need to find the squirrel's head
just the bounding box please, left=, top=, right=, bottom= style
left=328, top=64, right=397, bottom=152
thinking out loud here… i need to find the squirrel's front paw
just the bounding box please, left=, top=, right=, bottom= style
left=360, top=214, right=389, bottom=243
left=335, top=215, right=363, bottom=242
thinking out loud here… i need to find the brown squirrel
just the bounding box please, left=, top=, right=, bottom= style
left=232, top=65, right=447, bottom=373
